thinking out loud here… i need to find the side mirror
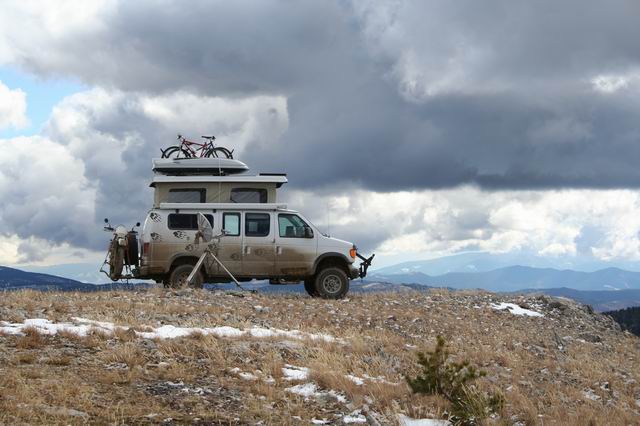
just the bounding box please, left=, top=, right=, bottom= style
left=221, top=229, right=230, bottom=236
left=304, top=227, right=314, bottom=238
left=104, top=218, right=109, bottom=223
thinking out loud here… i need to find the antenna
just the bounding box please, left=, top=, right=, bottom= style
left=327, top=202, right=331, bottom=237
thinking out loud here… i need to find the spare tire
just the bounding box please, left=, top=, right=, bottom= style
left=108, top=238, right=125, bottom=281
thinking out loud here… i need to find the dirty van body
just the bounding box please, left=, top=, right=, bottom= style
left=135, top=203, right=371, bottom=299
left=101, top=153, right=373, bottom=298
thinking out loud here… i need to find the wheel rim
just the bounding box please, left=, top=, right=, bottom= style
left=174, top=271, right=191, bottom=288
left=322, top=274, right=342, bottom=294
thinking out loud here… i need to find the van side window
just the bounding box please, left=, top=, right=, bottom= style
left=278, top=214, right=313, bottom=238
left=245, top=213, right=270, bottom=237
left=168, top=189, right=206, bottom=203
left=230, top=188, right=267, bottom=203
left=168, top=213, right=213, bottom=230
left=223, top=213, right=240, bottom=236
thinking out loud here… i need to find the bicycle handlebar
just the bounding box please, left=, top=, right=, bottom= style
left=201, top=135, right=216, bottom=141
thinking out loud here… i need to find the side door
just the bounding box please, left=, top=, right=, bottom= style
left=275, top=213, right=317, bottom=277
left=242, top=212, right=276, bottom=277
left=216, top=211, right=244, bottom=277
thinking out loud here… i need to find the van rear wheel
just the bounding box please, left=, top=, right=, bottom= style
left=168, top=264, right=203, bottom=289
left=314, top=267, right=349, bottom=299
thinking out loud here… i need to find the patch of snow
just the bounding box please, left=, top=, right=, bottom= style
left=286, top=383, right=319, bottom=398
left=286, top=383, right=347, bottom=403
left=490, top=303, right=544, bottom=317
left=345, top=375, right=365, bottom=386
left=343, top=410, right=367, bottom=423
left=311, top=419, right=330, bottom=424
left=238, top=372, right=257, bottom=381
left=0, top=317, right=340, bottom=343
left=398, top=414, right=452, bottom=426
left=363, top=374, right=398, bottom=385
left=282, top=365, right=309, bottom=381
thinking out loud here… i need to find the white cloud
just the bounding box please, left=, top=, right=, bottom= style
left=590, top=73, right=639, bottom=93
left=0, top=136, right=96, bottom=248
left=0, top=80, right=28, bottom=129
left=285, top=187, right=640, bottom=263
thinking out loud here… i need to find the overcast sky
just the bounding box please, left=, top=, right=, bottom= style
left=1, top=0, right=640, bottom=268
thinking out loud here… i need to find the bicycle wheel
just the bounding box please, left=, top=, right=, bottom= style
left=206, top=147, right=234, bottom=159
left=161, top=146, right=192, bottom=159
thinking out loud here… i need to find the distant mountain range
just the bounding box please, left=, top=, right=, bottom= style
left=0, top=266, right=149, bottom=292
left=370, top=265, right=640, bottom=292
left=373, top=251, right=640, bottom=275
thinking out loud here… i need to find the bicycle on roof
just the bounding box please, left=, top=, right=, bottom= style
left=160, top=135, right=234, bottom=159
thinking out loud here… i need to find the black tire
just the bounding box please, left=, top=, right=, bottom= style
left=314, top=267, right=349, bottom=299
left=168, top=264, right=203, bottom=289
left=162, top=146, right=192, bottom=159
left=125, top=232, right=139, bottom=267
left=304, top=278, right=317, bottom=297
left=108, top=241, right=124, bottom=281
left=205, top=147, right=233, bottom=159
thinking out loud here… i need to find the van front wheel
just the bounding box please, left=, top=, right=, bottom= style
left=314, top=267, right=349, bottom=299
left=168, top=264, right=203, bottom=289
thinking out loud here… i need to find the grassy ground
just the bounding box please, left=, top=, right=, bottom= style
left=0, top=288, right=639, bottom=425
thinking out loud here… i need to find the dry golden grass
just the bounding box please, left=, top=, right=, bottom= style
left=15, top=326, right=46, bottom=349
left=0, top=288, right=639, bottom=424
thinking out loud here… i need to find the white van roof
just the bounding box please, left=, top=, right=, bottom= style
left=158, top=202, right=295, bottom=212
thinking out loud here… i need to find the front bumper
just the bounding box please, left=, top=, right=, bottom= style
left=349, top=265, right=360, bottom=279
left=355, top=252, right=375, bottom=279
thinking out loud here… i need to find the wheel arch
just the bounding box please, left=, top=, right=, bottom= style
left=168, top=254, right=200, bottom=271
left=312, top=252, right=351, bottom=276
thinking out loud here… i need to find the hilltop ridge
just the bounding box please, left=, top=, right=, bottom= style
left=1, top=288, right=639, bottom=424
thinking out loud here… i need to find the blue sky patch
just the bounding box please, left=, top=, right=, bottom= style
left=0, top=66, right=85, bottom=139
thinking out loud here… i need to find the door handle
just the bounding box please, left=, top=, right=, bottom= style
left=244, top=246, right=251, bottom=255
left=276, top=246, right=282, bottom=255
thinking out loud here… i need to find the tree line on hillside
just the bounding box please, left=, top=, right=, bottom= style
left=605, top=306, right=640, bottom=336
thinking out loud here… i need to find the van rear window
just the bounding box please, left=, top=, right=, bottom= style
left=168, top=189, right=206, bottom=203
left=168, top=213, right=213, bottom=230
left=230, top=188, right=267, bottom=203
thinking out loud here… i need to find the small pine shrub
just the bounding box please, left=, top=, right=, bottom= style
left=407, top=335, right=504, bottom=425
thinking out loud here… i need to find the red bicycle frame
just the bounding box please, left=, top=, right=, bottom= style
left=177, top=135, right=212, bottom=158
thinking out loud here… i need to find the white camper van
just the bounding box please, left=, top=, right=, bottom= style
left=102, top=148, right=373, bottom=299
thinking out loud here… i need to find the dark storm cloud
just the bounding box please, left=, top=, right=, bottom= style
left=7, top=0, right=640, bottom=193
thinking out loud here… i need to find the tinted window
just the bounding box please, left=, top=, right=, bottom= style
left=168, top=213, right=213, bottom=230
left=223, top=213, right=240, bottom=236
left=278, top=214, right=313, bottom=238
left=230, top=188, right=268, bottom=203
left=245, top=213, right=270, bottom=237
left=168, top=189, right=206, bottom=203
